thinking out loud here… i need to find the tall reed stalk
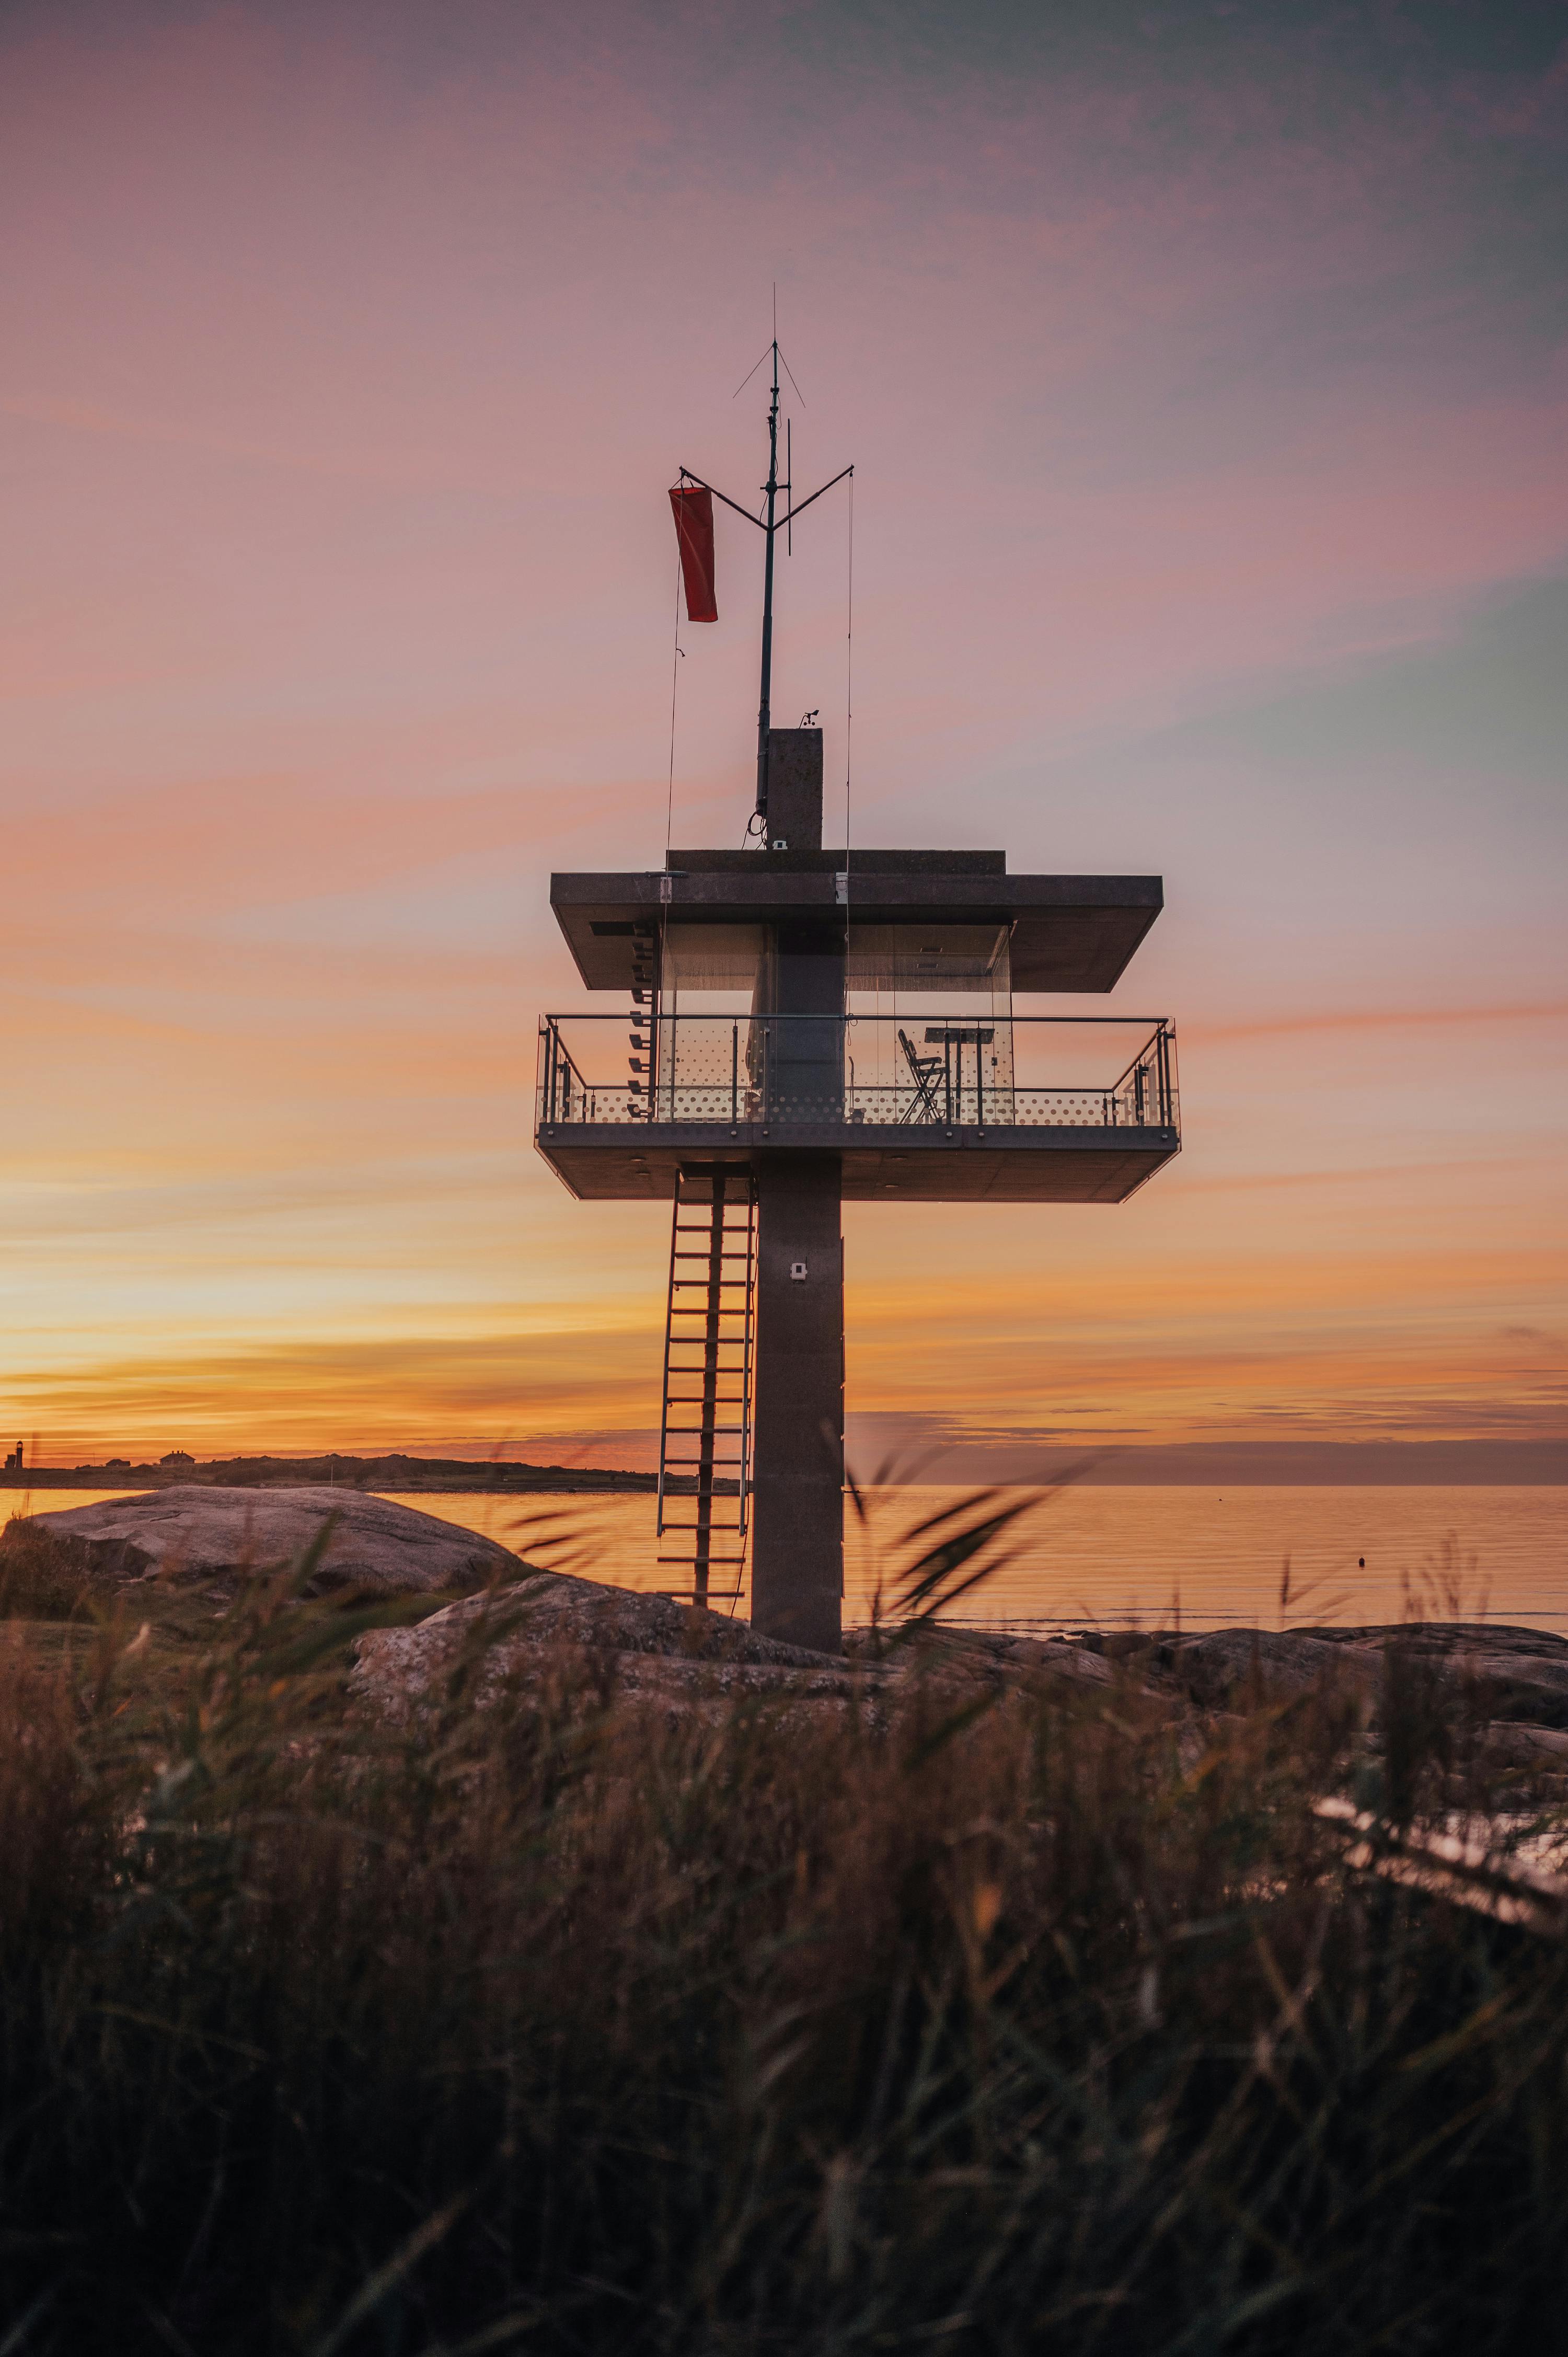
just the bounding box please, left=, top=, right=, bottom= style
left=0, top=1514, right=1562, bottom=2353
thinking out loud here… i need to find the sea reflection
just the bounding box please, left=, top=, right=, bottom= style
left=385, top=1485, right=1565, bottom=1635
left=7, top=1485, right=1563, bottom=1632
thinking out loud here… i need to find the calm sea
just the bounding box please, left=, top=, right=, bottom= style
left=16, top=1485, right=1565, bottom=1634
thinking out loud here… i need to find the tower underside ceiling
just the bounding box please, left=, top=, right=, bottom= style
left=536, top=1125, right=1178, bottom=1205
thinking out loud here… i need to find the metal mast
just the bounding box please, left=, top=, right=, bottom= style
left=677, top=348, right=851, bottom=838
left=756, top=342, right=781, bottom=825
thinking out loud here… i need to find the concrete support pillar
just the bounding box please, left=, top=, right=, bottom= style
left=750, top=1151, right=844, bottom=1653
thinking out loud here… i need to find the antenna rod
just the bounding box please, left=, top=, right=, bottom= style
left=756, top=342, right=780, bottom=824
left=678, top=338, right=848, bottom=838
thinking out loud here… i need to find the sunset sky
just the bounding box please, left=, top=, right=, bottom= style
left=3, top=0, right=1564, bottom=1473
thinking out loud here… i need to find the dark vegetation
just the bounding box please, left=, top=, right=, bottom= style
left=0, top=1509, right=1564, bottom=2354
left=2, top=1453, right=657, bottom=1492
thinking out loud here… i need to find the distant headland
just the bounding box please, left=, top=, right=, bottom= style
left=0, top=1453, right=658, bottom=1494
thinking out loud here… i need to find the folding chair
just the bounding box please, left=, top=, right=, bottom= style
left=897, top=1028, right=947, bottom=1124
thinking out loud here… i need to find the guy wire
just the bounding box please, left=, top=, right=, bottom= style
left=844, top=468, right=854, bottom=854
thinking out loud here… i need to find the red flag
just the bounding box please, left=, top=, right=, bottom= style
left=668, top=484, right=718, bottom=623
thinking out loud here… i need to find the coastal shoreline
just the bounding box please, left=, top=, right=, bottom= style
left=0, top=1455, right=656, bottom=1495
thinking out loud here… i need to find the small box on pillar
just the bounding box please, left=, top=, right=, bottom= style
left=765, top=728, right=822, bottom=851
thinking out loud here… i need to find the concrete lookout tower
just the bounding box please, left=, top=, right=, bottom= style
left=535, top=348, right=1180, bottom=1652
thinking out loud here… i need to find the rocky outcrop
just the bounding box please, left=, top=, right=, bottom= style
left=352, top=1586, right=1154, bottom=1723
left=1135, top=1623, right=1568, bottom=1732
left=352, top=1585, right=1568, bottom=1754
left=1476, top=1723, right=1568, bottom=1768
left=353, top=1570, right=873, bottom=1717
left=15, top=1486, right=518, bottom=1595
left=1159, top=1628, right=1382, bottom=1709
left=10, top=1491, right=1565, bottom=1776
left=1306, top=1625, right=1568, bottom=1730
left=860, top=1626, right=1113, bottom=1683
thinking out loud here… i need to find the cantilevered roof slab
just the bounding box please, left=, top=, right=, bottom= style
left=549, top=851, right=1162, bottom=995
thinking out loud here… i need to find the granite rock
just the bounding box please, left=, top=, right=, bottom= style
left=1162, top=1628, right=1380, bottom=1709
left=14, top=1486, right=517, bottom=1595
left=352, top=1569, right=868, bottom=1717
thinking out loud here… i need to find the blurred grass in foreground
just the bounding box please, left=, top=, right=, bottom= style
left=0, top=1508, right=1564, bottom=2354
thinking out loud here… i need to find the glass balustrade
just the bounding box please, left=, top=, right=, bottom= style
left=537, top=1015, right=1178, bottom=1136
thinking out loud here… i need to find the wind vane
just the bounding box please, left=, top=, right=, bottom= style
left=669, top=339, right=852, bottom=833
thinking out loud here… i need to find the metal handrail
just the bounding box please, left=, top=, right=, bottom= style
left=538, top=1013, right=1179, bottom=1135
left=541, top=1013, right=1172, bottom=1028
left=541, top=1021, right=596, bottom=1125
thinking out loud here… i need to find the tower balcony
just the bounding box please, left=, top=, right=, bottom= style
left=536, top=1013, right=1179, bottom=1203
